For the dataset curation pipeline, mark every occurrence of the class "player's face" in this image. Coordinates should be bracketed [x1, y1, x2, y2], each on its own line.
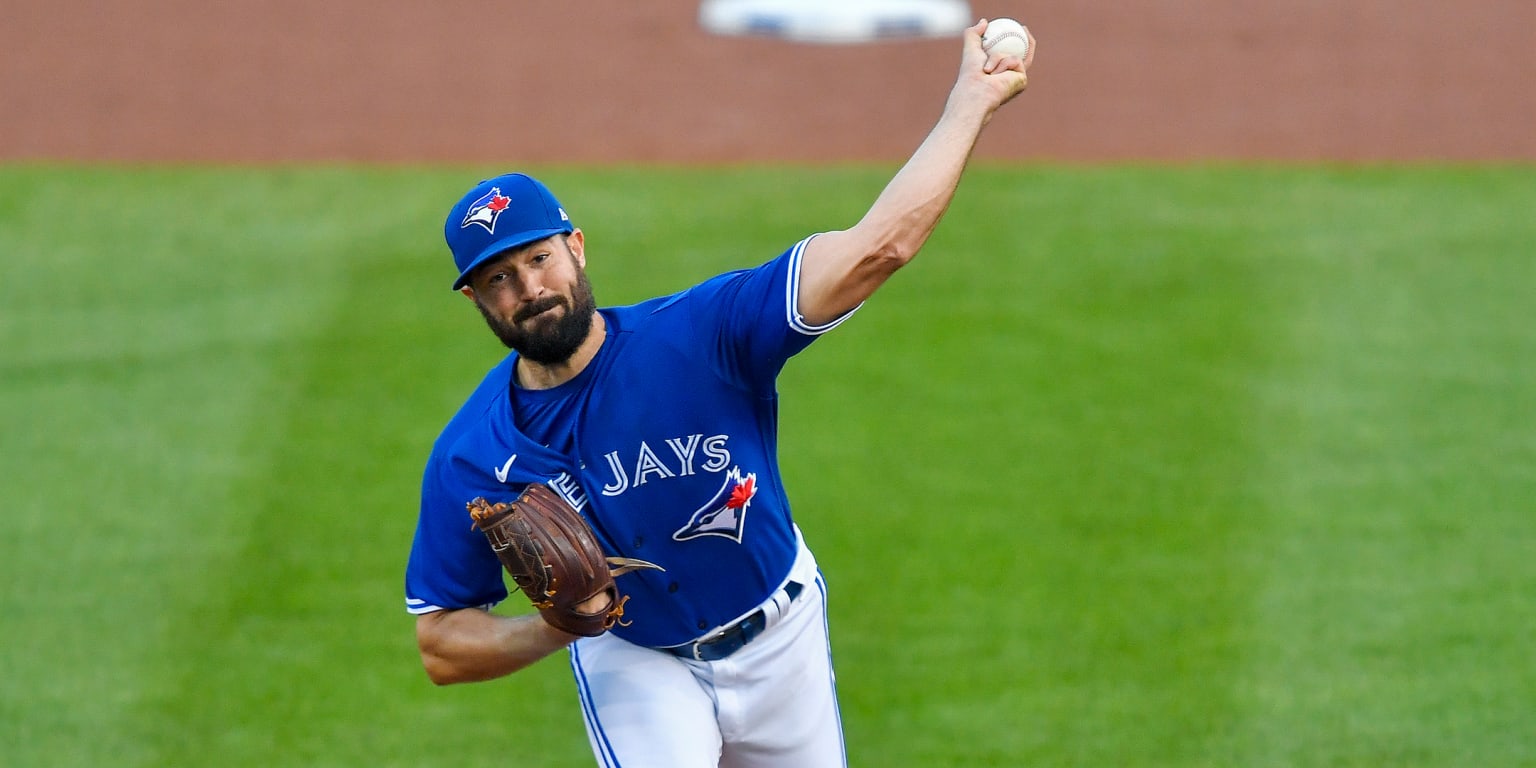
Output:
[464, 233, 597, 364]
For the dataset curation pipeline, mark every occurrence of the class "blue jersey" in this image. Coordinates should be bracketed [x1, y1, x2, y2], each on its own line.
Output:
[405, 237, 855, 648]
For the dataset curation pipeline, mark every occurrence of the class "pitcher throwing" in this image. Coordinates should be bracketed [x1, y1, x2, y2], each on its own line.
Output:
[404, 19, 1035, 768]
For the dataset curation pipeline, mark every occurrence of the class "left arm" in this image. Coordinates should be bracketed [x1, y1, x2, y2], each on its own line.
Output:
[796, 19, 1035, 325]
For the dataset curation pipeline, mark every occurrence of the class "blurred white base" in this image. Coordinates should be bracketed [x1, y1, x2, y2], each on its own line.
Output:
[699, 0, 973, 44]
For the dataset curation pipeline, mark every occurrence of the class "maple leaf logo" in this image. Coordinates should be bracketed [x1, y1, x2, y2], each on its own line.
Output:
[726, 475, 756, 510]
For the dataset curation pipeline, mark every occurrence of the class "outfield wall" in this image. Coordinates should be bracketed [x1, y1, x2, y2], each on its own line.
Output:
[4, 1, 1534, 163]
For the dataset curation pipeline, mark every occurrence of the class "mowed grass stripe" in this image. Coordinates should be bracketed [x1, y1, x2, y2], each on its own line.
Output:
[0, 168, 359, 765]
[1233, 168, 1536, 765]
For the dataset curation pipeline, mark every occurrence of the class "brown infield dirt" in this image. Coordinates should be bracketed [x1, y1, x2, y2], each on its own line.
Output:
[4, 1, 1535, 164]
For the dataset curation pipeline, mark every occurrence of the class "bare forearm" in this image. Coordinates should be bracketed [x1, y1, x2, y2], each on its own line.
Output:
[795, 20, 1031, 324]
[416, 608, 575, 685]
[866, 19, 1032, 251]
[795, 106, 991, 324]
[856, 100, 992, 260]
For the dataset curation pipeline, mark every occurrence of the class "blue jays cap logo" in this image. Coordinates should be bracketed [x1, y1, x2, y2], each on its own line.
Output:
[461, 187, 513, 233]
[673, 467, 757, 543]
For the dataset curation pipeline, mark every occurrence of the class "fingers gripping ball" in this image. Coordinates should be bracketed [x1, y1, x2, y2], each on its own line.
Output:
[469, 484, 662, 637]
[981, 17, 1031, 60]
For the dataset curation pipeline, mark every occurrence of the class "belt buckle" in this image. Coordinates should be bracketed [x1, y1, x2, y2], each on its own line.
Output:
[686, 625, 730, 662]
[693, 612, 758, 662]
[675, 580, 805, 662]
[690, 637, 711, 662]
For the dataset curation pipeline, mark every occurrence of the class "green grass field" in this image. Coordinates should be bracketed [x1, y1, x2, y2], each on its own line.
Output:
[3, 164, 1533, 767]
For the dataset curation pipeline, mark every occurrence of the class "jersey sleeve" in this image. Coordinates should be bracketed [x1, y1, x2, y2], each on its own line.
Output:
[403, 446, 509, 615]
[687, 235, 859, 391]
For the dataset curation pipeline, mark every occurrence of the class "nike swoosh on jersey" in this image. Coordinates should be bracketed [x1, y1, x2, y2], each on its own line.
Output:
[494, 454, 518, 483]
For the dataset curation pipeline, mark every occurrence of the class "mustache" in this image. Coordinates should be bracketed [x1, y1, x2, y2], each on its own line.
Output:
[513, 296, 567, 323]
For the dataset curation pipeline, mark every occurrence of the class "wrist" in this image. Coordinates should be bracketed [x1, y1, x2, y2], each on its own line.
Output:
[534, 614, 584, 647]
[940, 94, 995, 128]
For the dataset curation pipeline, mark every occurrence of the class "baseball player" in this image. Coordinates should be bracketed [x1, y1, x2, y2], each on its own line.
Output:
[405, 20, 1034, 768]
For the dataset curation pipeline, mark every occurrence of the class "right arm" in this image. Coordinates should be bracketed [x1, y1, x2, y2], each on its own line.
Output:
[415, 607, 578, 685]
[794, 19, 1034, 326]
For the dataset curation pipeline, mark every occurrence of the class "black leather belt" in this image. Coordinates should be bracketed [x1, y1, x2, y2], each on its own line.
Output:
[662, 581, 804, 662]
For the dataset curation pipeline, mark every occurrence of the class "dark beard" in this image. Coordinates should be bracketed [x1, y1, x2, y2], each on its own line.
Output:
[476, 269, 598, 364]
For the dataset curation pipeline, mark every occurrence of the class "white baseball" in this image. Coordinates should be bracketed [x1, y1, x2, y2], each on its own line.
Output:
[981, 18, 1031, 60]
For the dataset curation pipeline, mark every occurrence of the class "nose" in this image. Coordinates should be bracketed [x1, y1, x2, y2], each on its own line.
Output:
[512, 271, 545, 302]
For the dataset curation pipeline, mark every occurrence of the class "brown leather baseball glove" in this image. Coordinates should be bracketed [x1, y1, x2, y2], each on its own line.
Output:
[467, 484, 661, 637]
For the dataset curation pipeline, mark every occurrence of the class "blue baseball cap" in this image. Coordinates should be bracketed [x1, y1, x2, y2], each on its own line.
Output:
[445, 173, 574, 290]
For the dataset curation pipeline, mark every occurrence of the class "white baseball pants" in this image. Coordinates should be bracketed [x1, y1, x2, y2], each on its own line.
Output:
[568, 542, 845, 768]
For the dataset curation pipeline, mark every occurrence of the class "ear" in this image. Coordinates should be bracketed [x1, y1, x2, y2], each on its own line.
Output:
[459, 286, 476, 301]
[567, 229, 586, 269]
